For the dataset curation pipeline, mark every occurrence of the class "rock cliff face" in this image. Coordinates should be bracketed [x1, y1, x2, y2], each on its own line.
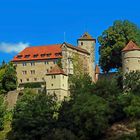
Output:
[104, 120, 136, 140]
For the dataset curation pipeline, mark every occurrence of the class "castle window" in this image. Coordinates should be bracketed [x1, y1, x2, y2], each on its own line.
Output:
[81, 42, 83, 46]
[20, 79, 22, 83]
[50, 66, 52, 69]
[31, 62, 35, 66]
[34, 78, 37, 81]
[53, 60, 57, 64]
[31, 70, 35, 74]
[27, 78, 29, 81]
[42, 78, 44, 80]
[22, 71, 27, 75]
[41, 54, 45, 57]
[24, 55, 30, 58]
[22, 62, 26, 66]
[51, 84, 53, 86]
[52, 75, 56, 79]
[46, 69, 49, 73]
[46, 53, 51, 57]
[33, 54, 38, 58]
[45, 61, 49, 64]
[17, 55, 22, 59]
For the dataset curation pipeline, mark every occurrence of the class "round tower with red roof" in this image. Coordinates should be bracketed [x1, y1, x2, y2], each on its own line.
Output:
[122, 41, 140, 73]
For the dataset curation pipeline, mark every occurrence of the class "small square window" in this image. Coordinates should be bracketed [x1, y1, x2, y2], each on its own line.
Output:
[31, 62, 35, 66]
[51, 84, 53, 86]
[23, 63, 26, 66]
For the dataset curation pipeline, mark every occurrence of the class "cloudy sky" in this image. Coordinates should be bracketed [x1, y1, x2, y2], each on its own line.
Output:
[0, 0, 140, 63]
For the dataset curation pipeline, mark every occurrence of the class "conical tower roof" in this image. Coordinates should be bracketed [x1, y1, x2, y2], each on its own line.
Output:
[122, 41, 140, 52]
[95, 64, 100, 74]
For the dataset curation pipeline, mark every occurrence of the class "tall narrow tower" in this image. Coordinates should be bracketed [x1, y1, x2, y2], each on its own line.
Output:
[77, 32, 96, 81]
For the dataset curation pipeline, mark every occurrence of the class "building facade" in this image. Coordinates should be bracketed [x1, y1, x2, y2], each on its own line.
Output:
[12, 32, 96, 100]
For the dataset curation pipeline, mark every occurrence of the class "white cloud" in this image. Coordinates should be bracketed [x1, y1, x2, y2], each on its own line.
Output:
[0, 42, 29, 53]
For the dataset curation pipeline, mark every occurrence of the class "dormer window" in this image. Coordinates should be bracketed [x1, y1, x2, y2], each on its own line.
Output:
[55, 53, 62, 56]
[24, 55, 30, 58]
[33, 54, 38, 58]
[41, 54, 45, 57]
[17, 55, 22, 59]
[46, 53, 51, 57]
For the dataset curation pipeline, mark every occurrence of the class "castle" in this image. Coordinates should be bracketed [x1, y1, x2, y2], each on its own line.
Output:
[12, 32, 96, 100]
[12, 32, 140, 100]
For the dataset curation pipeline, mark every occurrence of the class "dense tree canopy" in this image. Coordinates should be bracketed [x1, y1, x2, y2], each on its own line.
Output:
[123, 71, 140, 95]
[10, 91, 58, 140]
[0, 62, 17, 93]
[98, 20, 140, 72]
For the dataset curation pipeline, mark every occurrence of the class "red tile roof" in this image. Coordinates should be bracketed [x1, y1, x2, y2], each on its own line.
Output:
[12, 42, 90, 62]
[47, 65, 66, 75]
[122, 41, 140, 52]
[12, 44, 62, 62]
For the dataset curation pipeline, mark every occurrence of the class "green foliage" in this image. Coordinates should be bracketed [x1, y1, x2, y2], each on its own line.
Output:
[117, 133, 137, 140]
[136, 122, 140, 138]
[42, 128, 78, 140]
[72, 54, 84, 75]
[93, 78, 124, 123]
[124, 95, 140, 119]
[1, 63, 17, 92]
[10, 91, 58, 140]
[0, 95, 6, 130]
[98, 20, 140, 72]
[58, 94, 110, 139]
[57, 58, 62, 69]
[123, 71, 140, 95]
[69, 73, 93, 97]
[93, 78, 120, 100]
[19, 82, 45, 88]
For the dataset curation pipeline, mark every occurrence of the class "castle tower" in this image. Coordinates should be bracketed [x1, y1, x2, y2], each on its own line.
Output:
[122, 41, 140, 74]
[95, 64, 100, 82]
[77, 32, 96, 81]
[45, 65, 68, 101]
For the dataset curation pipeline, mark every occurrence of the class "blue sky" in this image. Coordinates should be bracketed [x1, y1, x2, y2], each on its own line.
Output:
[0, 0, 140, 64]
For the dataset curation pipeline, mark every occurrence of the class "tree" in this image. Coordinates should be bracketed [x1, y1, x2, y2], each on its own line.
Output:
[58, 94, 110, 140]
[69, 73, 93, 97]
[10, 91, 58, 140]
[123, 71, 140, 95]
[124, 95, 140, 119]
[98, 20, 140, 72]
[93, 78, 124, 123]
[0, 95, 6, 130]
[2, 63, 17, 92]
